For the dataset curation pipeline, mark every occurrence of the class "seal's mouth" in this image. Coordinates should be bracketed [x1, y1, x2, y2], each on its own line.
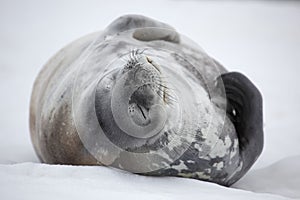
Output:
[128, 102, 151, 126]
[128, 84, 157, 126]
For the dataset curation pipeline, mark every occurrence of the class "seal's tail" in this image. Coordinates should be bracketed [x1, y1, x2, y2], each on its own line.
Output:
[219, 72, 264, 183]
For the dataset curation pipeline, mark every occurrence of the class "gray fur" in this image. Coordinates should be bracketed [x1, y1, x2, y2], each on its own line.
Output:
[30, 15, 263, 186]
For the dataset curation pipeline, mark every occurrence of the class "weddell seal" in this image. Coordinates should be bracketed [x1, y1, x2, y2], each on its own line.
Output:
[29, 14, 263, 186]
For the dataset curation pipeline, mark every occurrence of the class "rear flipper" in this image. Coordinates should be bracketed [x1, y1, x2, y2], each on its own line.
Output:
[219, 72, 264, 183]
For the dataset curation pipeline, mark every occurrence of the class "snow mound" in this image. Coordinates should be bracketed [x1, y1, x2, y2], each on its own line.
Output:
[235, 155, 300, 199]
[0, 162, 296, 200]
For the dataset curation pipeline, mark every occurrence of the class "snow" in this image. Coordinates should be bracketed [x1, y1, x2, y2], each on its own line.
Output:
[0, 163, 293, 200]
[236, 155, 300, 199]
[0, 0, 300, 199]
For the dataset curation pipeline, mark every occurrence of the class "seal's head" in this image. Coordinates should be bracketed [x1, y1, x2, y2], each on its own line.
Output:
[111, 50, 171, 139]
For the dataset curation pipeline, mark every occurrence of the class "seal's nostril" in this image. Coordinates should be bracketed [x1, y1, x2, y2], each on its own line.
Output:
[129, 84, 157, 110]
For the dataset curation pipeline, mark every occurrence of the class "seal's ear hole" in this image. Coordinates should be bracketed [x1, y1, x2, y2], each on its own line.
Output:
[133, 28, 180, 43]
[218, 72, 263, 171]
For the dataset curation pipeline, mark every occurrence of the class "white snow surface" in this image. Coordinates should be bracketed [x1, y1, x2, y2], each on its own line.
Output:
[0, 0, 300, 199]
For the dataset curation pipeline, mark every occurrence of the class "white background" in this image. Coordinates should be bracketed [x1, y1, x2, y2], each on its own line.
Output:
[0, 0, 299, 199]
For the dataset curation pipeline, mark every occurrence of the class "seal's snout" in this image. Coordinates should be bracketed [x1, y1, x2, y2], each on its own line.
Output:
[109, 53, 168, 139]
[123, 53, 163, 108]
[126, 55, 166, 128]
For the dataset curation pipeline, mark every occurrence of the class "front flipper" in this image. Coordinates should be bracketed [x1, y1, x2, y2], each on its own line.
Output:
[105, 14, 180, 43]
[219, 72, 264, 178]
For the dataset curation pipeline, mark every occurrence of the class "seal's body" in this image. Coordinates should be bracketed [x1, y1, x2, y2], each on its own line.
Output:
[30, 15, 263, 186]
